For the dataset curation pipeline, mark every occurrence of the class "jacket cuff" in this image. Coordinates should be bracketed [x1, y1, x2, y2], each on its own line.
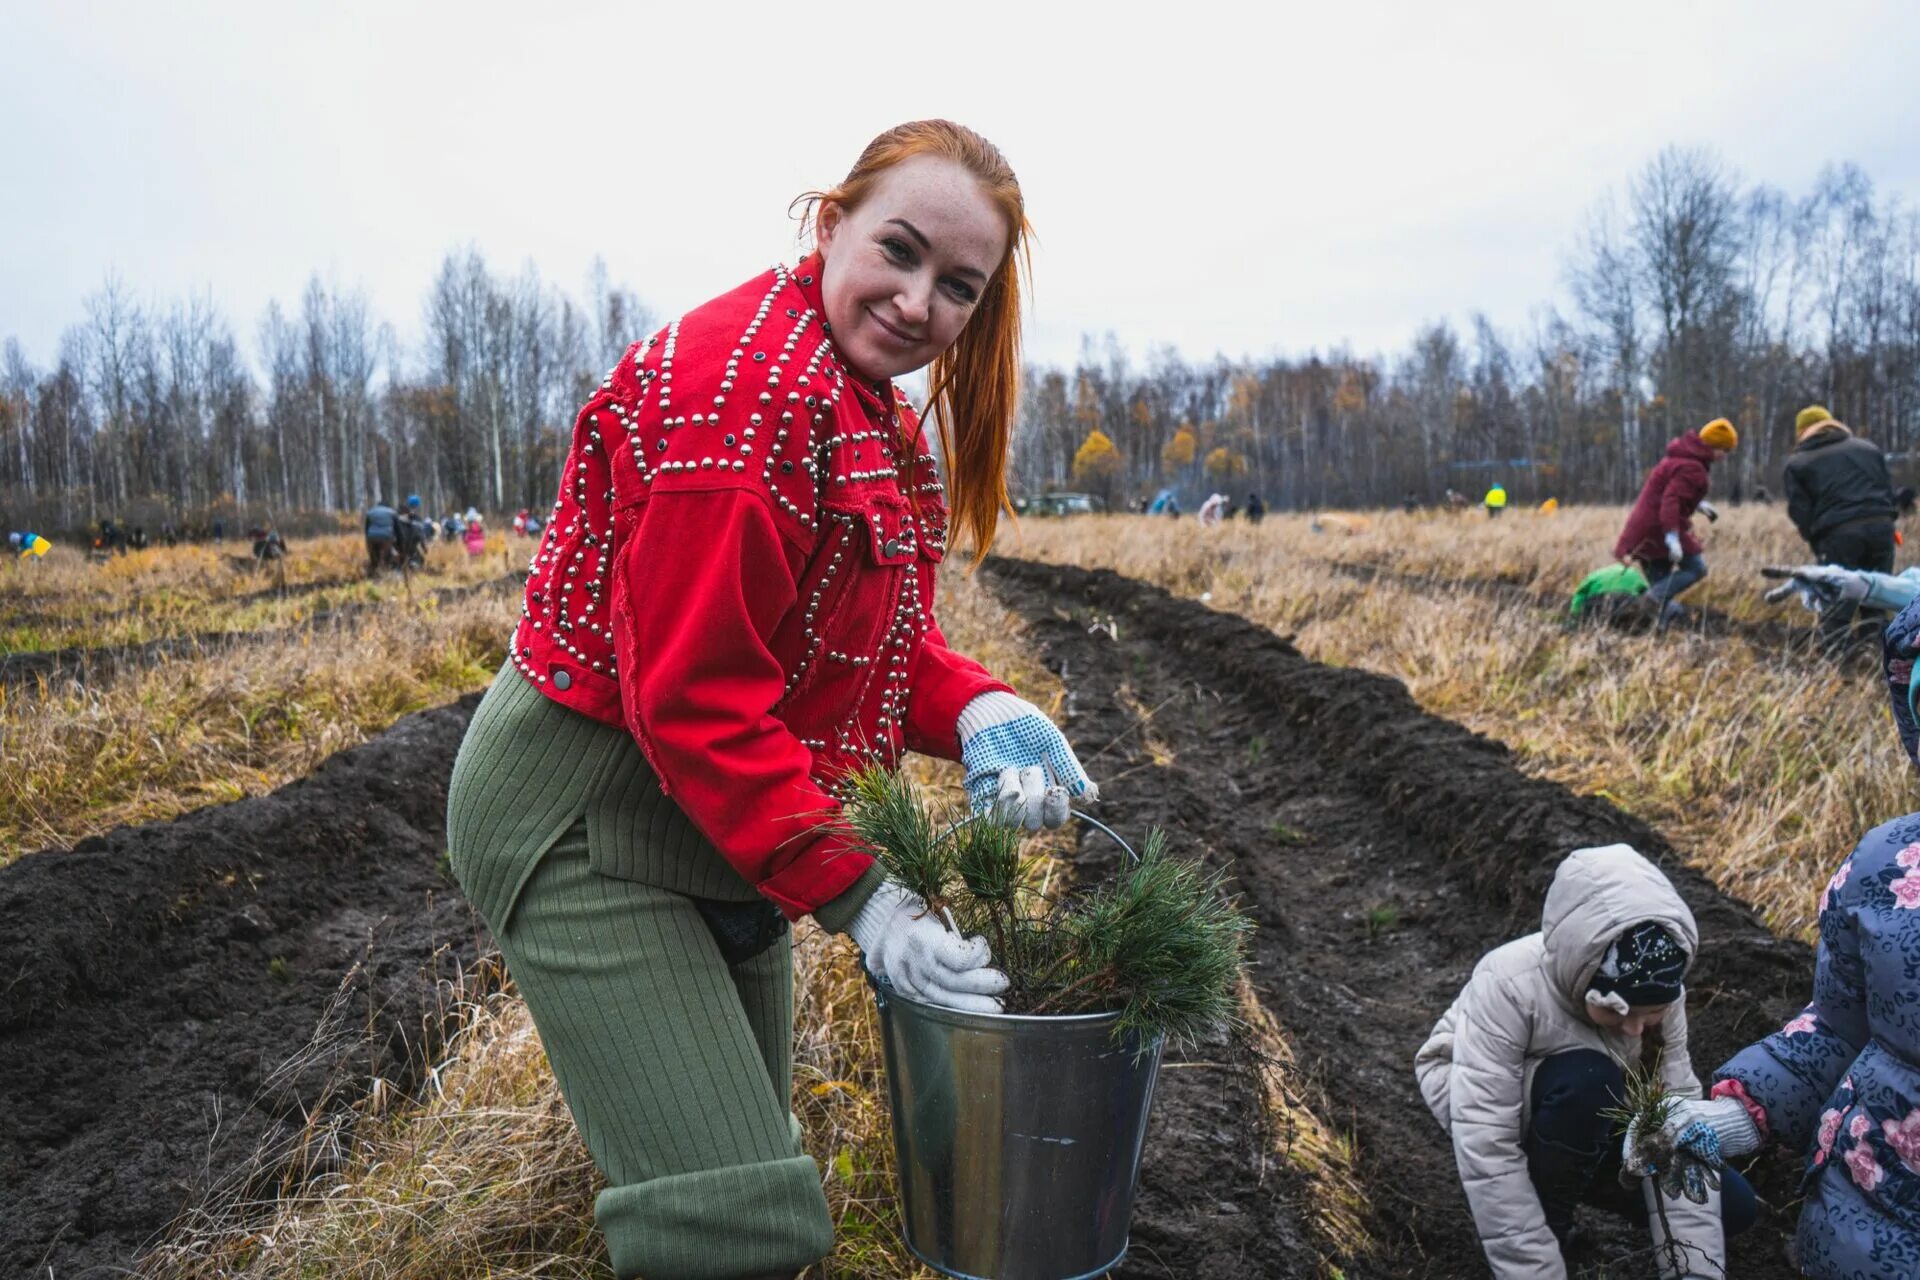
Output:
[1708, 1078, 1771, 1143]
[954, 690, 1038, 746]
[812, 863, 889, 934]
[758, 834, 876, 923]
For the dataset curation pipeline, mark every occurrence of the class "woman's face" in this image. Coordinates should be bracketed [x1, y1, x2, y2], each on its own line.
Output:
[816, 154, 1007, 382]
[1586, 1001, 1673, 1038]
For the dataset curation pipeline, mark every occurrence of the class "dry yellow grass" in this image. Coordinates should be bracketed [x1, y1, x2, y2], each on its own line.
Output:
[997, 508, 1910, 940]
[2, 533, 517, 653]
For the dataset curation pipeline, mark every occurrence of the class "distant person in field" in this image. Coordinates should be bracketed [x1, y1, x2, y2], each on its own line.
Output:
[1403, 489, 1419, 514]
[1416, 845, 1753, 1280]
[462, 516, 486, 557]
[1197, 492, 1228, 528]
[1567, 561, 1648, 625]
[444, 120, 1100, 1280]
[8, 530, 52, 560]
[1484, 483, 1508, 518]
[1447, 487, 1470, 513]
[1613, 417, 1737, 629]
[364, 497, 398, 574]
[1786, 405, 1899, 648]
[1245, 491, 1266, 523]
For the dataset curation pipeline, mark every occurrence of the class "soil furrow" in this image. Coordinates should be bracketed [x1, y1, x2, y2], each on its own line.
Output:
[0, 574, 521, 693]
[0, 694, 488, 1279]
[984, 555, 1813, 1279]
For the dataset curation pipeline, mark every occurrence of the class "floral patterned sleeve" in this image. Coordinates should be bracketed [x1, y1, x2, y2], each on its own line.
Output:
[1882, 598, 1920, 771]
[1713, 848, 1869, 1150]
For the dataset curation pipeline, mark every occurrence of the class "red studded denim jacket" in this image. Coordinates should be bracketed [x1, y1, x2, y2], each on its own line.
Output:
[510, 256, 1011, 918]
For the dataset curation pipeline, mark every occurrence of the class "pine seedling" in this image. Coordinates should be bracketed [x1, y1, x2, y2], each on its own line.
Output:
[1602, 1052, 1722, 1275]
[1048, 830, 1253, 1051]
[841, 765, 951, 911]
[838, 765, 1252, 1050]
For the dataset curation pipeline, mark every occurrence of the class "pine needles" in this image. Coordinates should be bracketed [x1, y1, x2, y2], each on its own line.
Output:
[840, 764, 1252, 1050]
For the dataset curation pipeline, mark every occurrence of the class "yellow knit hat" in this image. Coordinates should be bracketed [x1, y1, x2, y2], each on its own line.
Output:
[1699, 418, 1738, 451]
[1796, 405, 1834, 438]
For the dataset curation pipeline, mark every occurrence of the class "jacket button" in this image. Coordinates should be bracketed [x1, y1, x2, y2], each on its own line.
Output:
[552, 669, 572, 691]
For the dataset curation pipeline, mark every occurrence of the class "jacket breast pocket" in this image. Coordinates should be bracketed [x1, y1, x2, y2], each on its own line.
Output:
[777, 494, 907, 713]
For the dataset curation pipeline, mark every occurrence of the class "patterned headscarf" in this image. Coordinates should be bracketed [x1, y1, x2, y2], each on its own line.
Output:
[1585, 921, 1689, 1014]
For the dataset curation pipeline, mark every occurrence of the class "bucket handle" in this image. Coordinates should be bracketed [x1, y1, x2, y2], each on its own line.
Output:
[1071, 808, 1141, 865]
[944, 808, 1140, 865]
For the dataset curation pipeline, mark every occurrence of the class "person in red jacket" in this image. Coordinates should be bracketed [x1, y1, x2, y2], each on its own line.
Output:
[444, 121, 1098, 1280]
[1612, 418, 1738, 629]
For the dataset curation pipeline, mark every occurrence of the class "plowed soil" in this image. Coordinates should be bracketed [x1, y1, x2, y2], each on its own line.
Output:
[0, 694, 487, 1279]
[984, 556, 1813, 1279]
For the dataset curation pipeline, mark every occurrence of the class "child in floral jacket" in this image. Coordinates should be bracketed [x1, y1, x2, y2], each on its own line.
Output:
[1703, 813, 1920, 1278]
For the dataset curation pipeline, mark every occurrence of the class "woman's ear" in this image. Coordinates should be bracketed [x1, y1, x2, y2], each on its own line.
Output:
[816, 201, 842, 260]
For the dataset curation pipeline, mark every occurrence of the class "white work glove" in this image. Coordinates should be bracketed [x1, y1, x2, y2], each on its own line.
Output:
[1697, 500, 1719, 524]
[1664, 531, 1685, 566]
[848, 881, 1008, 1013]
[1622, 1096, 1761, 1189]
[1795, 565, 1871, 611]
[957, 691, 1099, 830]
[1641, 1176, 1726, 1280]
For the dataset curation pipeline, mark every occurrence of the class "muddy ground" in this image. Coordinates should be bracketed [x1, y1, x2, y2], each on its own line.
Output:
[985, 556, 1814, 1279]
[0, 694, 487, 1279]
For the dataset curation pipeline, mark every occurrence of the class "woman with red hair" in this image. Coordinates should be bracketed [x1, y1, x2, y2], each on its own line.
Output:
[445, 121, 1097, 1279]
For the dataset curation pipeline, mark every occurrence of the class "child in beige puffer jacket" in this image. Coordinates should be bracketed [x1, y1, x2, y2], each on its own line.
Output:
[1415, 844, 1755, 1279]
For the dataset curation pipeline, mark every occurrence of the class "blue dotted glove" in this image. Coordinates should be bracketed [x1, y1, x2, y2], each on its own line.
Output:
[956, 692, 1098, 830]
[1624, 1110, 1730, 1207]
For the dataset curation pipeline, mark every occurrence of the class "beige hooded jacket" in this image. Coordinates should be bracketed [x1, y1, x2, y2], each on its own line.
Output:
[1414, 845, 1704, 1279]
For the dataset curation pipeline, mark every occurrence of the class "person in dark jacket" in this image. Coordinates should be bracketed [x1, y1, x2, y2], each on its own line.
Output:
[364, 499, 398, 574]
[1613, 419, 1738, 629]
[1784, 405, 1899, 649]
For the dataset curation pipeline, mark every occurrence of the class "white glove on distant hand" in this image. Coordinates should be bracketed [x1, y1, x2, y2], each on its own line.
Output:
[958, 691, 1098, 830]
[1791, 564, 1871, 612]
[1622, 1096, 1763, 1180]
[848, 881, 1008, 1013]
[1697, 500, 1719, 524]
[1665, 532, 1685, 566]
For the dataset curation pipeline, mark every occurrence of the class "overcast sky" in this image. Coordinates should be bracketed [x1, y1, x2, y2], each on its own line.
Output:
[4, 0, 1918, 377]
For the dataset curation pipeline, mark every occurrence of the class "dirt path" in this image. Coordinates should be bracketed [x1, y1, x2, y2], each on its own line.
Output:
[0, 574, 520, 692]
[984, 556, 1814, 1279]
[0, 694, 487, 1280]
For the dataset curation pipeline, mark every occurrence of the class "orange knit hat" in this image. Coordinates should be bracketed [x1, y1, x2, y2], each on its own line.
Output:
[1699, 418, 1738, 451]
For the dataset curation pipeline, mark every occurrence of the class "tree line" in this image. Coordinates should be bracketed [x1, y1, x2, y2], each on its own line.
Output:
[5, 146, 1918, 535]
[1016, 148, 1920, 512]
[0, 253, 648, 534]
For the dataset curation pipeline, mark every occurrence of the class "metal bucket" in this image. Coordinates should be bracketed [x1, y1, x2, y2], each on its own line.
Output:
[871, 812, 1165, 1280]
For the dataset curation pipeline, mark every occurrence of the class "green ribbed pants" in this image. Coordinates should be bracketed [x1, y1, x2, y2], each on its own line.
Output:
[447, 668, 833, 1279]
